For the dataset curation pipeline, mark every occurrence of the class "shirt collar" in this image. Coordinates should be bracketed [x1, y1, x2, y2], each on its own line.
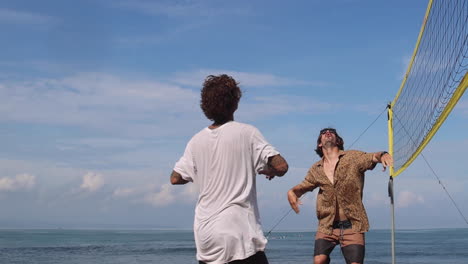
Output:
[317, 150, 346, 167]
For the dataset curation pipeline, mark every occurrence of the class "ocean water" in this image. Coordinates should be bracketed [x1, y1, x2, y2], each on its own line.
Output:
[0, 229, 467, 264]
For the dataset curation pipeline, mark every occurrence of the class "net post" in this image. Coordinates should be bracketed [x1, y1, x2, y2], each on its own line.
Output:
[387, 102, 396, 264]
[388, 176, 396, 264]
[387, 103, 394, 176]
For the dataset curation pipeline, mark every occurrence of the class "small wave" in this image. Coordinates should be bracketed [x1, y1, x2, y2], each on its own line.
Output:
[0, 245, 197, 255]
[156, 247, 196, 253]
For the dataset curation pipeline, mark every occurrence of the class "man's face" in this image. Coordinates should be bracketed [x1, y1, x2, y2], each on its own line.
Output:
[319, 129, 337, 148]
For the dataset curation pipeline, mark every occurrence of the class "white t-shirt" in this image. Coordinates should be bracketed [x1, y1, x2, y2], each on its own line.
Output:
[174, 121, 279, 264]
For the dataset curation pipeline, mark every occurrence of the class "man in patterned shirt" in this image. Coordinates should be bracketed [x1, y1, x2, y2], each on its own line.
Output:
[287, 128, 393, 264]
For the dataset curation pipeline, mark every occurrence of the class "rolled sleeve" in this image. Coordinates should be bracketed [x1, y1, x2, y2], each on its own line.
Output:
[251, 127, 280, 173]
[356, 151, 377, 172]
[300, 168, 319, 192]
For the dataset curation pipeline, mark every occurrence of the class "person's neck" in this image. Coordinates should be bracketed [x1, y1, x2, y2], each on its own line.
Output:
[209, 118, 234, 129]
[322, 147, 340, 163]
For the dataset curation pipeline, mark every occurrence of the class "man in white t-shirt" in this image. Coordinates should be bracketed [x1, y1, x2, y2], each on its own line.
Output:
[171, 74, 289, 264]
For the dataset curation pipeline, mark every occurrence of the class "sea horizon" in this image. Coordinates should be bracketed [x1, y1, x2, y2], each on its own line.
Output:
[0, 226, 465, 231]
[1, 228, 467, 263]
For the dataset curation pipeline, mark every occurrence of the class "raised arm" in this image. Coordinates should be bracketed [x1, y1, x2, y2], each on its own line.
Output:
[170, 170, 189, 185]
[372, 151, 394, 171]
[258, 154, 289, 180]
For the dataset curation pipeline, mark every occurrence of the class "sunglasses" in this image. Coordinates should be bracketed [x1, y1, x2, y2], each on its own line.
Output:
[320, 128, 337, 135]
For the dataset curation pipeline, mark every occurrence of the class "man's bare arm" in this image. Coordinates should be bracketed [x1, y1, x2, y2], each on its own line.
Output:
[258, 154, 289, 179]
[170, 170, 189, 185]
[269, 154, 289, 176]
[287, 182, 314, 213]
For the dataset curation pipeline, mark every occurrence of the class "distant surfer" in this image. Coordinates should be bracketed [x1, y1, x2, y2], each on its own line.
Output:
[287, 128, 393, 264]
[171, 74, 289, 264]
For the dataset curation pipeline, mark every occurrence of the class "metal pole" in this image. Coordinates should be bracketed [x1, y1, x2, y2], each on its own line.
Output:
[388, 176, 396, 264]
[387, 103, 396, 263]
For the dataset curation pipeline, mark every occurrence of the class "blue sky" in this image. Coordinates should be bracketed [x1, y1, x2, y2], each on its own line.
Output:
[1, 0, 467, 230]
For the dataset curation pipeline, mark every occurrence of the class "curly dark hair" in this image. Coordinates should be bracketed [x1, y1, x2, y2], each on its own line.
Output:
[200, 74, 242, 124]
[314, 128, 344, 158]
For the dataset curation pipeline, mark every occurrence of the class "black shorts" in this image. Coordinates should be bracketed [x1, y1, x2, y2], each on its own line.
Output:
[314, 221, 365, 264]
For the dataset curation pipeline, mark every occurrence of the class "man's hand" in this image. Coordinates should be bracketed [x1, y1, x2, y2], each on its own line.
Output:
[287, 189, 302, 213]
[258, 155, 289, 180]
[170, 170, 189, 185]
[380, 152, 393, 171]
[373, 151, 394, 172]
[258, 165, 276, 180]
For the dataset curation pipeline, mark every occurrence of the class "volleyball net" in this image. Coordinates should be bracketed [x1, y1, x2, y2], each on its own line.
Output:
[388, 0, 468, 177]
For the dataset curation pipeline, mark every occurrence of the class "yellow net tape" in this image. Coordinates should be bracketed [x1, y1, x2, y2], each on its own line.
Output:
[389, 0, 468, 177]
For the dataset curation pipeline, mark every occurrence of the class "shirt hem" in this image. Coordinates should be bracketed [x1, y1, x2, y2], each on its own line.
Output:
[197, 248, 263, 264]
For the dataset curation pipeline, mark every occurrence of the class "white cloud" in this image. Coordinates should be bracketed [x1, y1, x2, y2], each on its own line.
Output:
[396, 190, 424, 208]
[116, 21, 208, 46]
[112, 187, 136, 198]
[80, 172, 104, 192]
[0, 71, 336, 138]
[0, 60, 81, 75]
[0, 8, 55, 25]
[172, 69, 327, 88]
[113, 0, 251, 18]
[365, 192, 388, 208]
[57, 138, 143, 151]
[0, 73, 200, 135]
[238, 95, 336, 121]
[108, 173, 198, 204]
[145, 183, 175, 207]
[0, 173, 36, 191]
